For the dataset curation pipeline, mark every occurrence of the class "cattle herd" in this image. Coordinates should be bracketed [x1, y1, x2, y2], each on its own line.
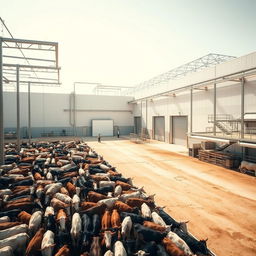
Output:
[0, 140, 213, 256]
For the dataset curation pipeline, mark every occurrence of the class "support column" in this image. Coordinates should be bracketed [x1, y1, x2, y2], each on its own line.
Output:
[190, 88, 193, 133]
[213, 83, 216, 136]
[16, 65, 20, 152]
[146, 99, 148, 135]
[241, 77, 245, 139]
[73, 83, 76, 137]
[28, 82, 31, 144]
[0, 39, 4, 165]
[140, 101, 143, 135]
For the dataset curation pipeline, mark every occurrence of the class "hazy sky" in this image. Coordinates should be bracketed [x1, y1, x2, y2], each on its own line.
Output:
[1, 0, 256, 93]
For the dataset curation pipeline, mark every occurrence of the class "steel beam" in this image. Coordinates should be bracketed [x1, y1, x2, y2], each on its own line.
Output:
[241, 78, 245, 139]
[190, 88, 193, 133]
[213, 83, 216, 135]
[0, 38, 4, 165]
[1, 37, 58, 46]
[3, 63, 60, 70]
[16, 65, 20, 152]
[28, 82, 31, 144]
[3, 55, 56, 63]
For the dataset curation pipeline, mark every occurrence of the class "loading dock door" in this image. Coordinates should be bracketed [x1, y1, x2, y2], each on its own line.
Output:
[92, 120, 113, 136]
[134, 117, 141, 134]
[172, 116, 188, 146]
[153, 116, 165, 141]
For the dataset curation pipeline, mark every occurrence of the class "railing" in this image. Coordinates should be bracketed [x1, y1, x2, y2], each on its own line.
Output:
[208, 114, 233, 122]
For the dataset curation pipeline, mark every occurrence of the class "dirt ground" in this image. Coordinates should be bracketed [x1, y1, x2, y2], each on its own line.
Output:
[87, 138, 256, 256]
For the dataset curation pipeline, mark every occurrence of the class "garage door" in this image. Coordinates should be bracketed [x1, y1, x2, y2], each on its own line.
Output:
[134, 117, 141, 134]
[172, 116, 188, 146]
[153, 116, 165, 141]
[92, 120, 113, 136]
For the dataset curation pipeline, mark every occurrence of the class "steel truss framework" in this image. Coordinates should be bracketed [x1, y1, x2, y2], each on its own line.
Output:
[124, 53, 236, 95]
[0, 36, 61, 164]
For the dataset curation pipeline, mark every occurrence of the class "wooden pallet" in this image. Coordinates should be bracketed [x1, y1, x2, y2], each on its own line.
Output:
[198, 150, 238, 169]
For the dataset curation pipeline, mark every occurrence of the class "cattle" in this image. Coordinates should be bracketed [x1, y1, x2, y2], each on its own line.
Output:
[44, 206, 54, 217]
[111, 209, 121, 229]
[101, 210, 111, 230]
[104, 250, 114, 256]
[152, 212, 167, 226]
[66, 182, 76, 197]
[72, 194, 80, 212]
[98, 197, 119, 209]
[56, 209, 67, 231]
[70, 213, 82, 248]
[25, 228, 45, 256]
[55, 245, 70, 256]
[45, 214, 56, 233]
[162, 237, 187, 256]
[92, 214, 101, 236]
[102, 230, 115, 249]
[141, 203, 152, 218]
[127, 198, 155, 209]
[81, 213, 92, 250]
[0, 232, 29, 254]
[174, 229, 209, 255]
[135, 241, 158, 256]
[143, 221, 170, 233]
[0, 246, 13, 256]
[134, 223, 166, 243]
[41, 230, 55, 256]
[29, 211, 42, 235]
[0, 209, 21, 218]
[0, 216, 10, 223]
[50, 198, 69, 212]
[54, 193, 72, 204]
[46, 183, 62, 196]
[121, 216, 132, 240]
[95, 185, 113, 195]
[115, 181, 132, 191]
[81, 203, 106, 216]
[88, 191, 108, 203]
[239, 160, 256, 175]
[81, 201, 97, 211]
[120, 212, 146, 224]
[0, 224, 27, 240]
[99, 181, 115, 189]
[0, 222, 22, 231]
[114, 241, 127, 256]
[114, 201, 134, 213]
[167, 231, 193, 256]
[60, 187, 69, 195]
[114, 185, 122, 197]
[90, 236, 101, 256]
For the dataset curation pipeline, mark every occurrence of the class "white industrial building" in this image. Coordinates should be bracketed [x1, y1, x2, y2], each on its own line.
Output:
[2, 51, 256, 160]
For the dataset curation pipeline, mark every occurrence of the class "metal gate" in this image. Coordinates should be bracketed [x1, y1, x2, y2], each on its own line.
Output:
[171, 116, 188, 146]
[153, 116, 165, 141]
[134, 117, 141, 134]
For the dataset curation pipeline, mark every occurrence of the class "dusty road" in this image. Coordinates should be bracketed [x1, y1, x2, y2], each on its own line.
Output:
[88, 138, 256, 256]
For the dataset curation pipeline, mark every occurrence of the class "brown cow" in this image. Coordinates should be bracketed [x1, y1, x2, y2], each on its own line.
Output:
[115, 181, 131, 191]
[0, 222, 22, 230]
[62, 171, 78, 179]
[34, 172, 43, 180]
[114, 201, 133, 213]
[4, 201, 35, 212]
[81, 201, 97, 211]
[66, 182, 76, 197]
[56, 209, 68, 231]
[87, 191, 108, 203]
[90, 175, 109, 183]
[101, 210, 111, 230]
[60, 187, 69, 195]
[25, 228, 45, 256]
[51, 198, 69, 211]
[111, 209, 121, 229]
[80, 203, 106, 216]
[18, 211, 32, 225]
[107, 170, 121, 177]
[126, 198, 155, 208]
[55, 245, 70, 256]
[162, 237, 188, 256]
[143, 221, 167, 233]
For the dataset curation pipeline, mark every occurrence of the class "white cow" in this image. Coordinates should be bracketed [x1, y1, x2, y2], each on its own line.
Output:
[98, 197, 119, 209]
[152, 212, 166, 226]
[0, 224, 28, 240]
[121, 216, 132, 240]
[29, 211, 42, 235]
[104, 250, 114, 256]
[0, 233, 28, 254]
[41, 230, 55, 256]
[0, 216, 10, 223]
[167, 231, 194, 256]
[0, 246, 13, 256]
[70, 213, 82, 247]
[141, 203, 152, 218]
[72, 194, 80, 212]
[114, 241, 127, 256]
[54, 193, 72, 204]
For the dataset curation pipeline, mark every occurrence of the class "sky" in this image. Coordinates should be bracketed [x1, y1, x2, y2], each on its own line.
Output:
[1, 0, 256, 93]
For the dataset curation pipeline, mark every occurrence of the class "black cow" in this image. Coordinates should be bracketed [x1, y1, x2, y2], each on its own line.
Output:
[120, 212, 147, 224]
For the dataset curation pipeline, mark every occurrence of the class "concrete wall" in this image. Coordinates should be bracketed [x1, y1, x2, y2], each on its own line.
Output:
[3, 92, 134, 138]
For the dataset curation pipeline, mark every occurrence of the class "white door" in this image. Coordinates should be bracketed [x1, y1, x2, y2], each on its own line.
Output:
[92, 120, 114, 136]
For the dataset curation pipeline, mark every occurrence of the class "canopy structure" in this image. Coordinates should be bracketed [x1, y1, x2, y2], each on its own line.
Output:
[0, 34, 61, 164]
